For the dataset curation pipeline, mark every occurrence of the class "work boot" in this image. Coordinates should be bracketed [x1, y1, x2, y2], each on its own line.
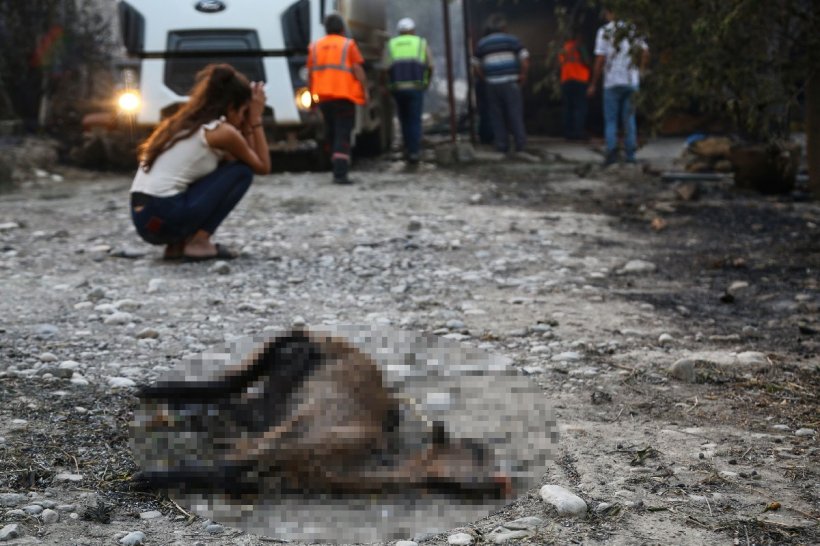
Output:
[603, 150, 619, 167]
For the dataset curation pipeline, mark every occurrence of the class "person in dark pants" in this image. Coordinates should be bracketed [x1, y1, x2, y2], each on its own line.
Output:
[558, 32, 590, 140]
[472, 14, 530, 158]
[129, 63, 270, 261]
[308, 13, 369, 184]
[384, 17, 433, 163]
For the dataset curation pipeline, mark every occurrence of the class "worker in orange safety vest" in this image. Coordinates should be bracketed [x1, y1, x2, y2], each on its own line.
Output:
[307, 13, 369, 184]
[558, 32, 590, 140]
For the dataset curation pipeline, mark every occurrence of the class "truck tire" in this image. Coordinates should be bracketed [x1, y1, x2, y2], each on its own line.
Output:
[355, 96, 393, 157]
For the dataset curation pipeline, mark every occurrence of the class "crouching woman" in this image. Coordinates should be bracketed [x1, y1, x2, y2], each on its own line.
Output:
[130, 64, 271, 261]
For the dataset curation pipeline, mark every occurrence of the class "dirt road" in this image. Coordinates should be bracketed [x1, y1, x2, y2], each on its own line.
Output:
[0, 153, 818, 545]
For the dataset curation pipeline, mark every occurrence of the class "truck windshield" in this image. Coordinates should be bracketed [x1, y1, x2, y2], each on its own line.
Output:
[164, 30, 265, 96]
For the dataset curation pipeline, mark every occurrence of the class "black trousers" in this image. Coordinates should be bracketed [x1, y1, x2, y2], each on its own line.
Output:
[319, 99, 356, 179]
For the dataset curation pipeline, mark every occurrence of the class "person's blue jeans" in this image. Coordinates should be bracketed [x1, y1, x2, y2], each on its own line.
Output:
[561, 80, 588, 140]
[392, 89, 424, 158]
[487, 81, 527, 153]
[131, 161, 253, 245]
[603, 85, 638, 160]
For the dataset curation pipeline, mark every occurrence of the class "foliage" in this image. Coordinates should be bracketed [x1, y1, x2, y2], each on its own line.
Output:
[0, 0, 115, 129]
[589, 0, 819, 143]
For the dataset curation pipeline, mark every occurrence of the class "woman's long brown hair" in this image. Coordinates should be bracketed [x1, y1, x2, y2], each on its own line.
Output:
[138, 64, 252, 171]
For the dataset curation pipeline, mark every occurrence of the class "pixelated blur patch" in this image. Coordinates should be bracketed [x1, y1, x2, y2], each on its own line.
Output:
[130, 325, 557, 542]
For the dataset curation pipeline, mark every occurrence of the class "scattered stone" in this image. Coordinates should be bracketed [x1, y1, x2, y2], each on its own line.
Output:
[139, 510, 162, 519]
[147, 278, 164, 293]
[795, 428, 816, 437]
[0, 494, 25, 507]
[540, 484, 588, 517]
[22, 504, 43, 515]
[40, 508, 59, 523]
[448, 532, 474, 545]
[617, 260, 656, 275]
[668, 351, 771, 383]
[136, 327, 159, 339]
[39, 352, 58, 362]
[0, 524, 22, 541]
[54, 472, 83, 482]
[108, 377, 136, 388]
[104, 312, 133, 325]
[396, 541, 418, 546]
[119, 531, 146, 546]
[35, 324, 60, 339]
[205, 524, 224, 534]
[210, 261, 231, 275]
[658, 333, 674, 346]
[727, 281, 750, 296]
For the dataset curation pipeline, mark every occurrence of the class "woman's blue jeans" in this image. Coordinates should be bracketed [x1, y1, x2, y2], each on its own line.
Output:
[131, 161, 253, 245]
[603, 85, 637, 160]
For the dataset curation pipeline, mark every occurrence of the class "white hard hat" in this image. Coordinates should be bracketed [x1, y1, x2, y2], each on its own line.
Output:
[397, 17, 416, 32]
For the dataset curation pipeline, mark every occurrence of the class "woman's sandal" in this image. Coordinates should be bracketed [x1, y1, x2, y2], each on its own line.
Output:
[183, 243, 239, 262]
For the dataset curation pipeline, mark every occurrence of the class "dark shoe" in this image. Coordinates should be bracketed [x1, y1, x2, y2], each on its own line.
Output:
[332, 176, 353, 185]
[407, 153, 420, 164]
[603, 151, 619, 167]
[182, 243, 239, 262]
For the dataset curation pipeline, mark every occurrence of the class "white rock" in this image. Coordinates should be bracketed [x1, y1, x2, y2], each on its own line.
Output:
[139, 510, 162, 519]
[617, 260, 657, 275]
[736, 351, 768, 366]
[104, 312, 133, 325]
[40, 508, 59, 523]
[22, 504, 43, 515]
[119, 531, 146, 546]
[396, 541, 418, 546]
[54, 473, 83, 482]
[448, 532, 475, 545]
[108, 377, 136, 388]
[136, 328, 159, 339]
[795, 428, 816, 437]
[487, 528, 531, 544]
[727, 281, 750, 294]
[70, 373, 90, 386]
[39, 353, 58, 362]
[114, 299, 141, 311]
[539, 484, 588, 516]
[658, 333, 674, 346]
[0, 523, 22, 541]
[147, 278, 164, 293]
[552, 351, 582, 362]
[58, 360, 81, 370]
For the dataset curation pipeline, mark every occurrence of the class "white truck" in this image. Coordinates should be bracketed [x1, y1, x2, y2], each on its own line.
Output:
[107, 0, 391, 158]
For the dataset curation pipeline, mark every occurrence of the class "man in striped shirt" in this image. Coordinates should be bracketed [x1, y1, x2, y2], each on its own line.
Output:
[472, 14, 530, 157]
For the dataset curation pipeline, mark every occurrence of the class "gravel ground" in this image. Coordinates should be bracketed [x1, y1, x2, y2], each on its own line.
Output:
[0, 151, 818, 545]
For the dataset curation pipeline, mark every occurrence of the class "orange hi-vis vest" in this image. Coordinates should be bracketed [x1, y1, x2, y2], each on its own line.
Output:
[558, 39, 590, 83]
[308, 34, 366, 105]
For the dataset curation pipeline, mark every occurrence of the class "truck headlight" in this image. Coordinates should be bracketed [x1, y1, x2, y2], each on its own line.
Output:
[117, 90, 141, 114]
[295, 87, 317, 111]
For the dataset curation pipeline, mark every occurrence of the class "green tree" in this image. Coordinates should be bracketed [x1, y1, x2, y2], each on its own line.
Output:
[586, 0, 819, 195]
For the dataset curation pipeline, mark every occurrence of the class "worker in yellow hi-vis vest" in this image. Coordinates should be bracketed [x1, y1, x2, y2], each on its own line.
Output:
[383, 18, 433, 164]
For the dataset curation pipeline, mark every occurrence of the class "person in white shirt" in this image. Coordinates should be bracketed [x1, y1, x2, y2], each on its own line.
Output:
[587, 8, 649, 165]
[130, 64, 271, 261]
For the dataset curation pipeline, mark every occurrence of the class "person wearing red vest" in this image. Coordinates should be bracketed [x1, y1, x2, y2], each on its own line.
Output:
[558, 32, 591, 140]
[307, 13, 369, 184]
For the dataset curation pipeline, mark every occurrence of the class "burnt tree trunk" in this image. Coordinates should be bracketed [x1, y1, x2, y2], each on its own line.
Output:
[807, 70, 820, 198]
